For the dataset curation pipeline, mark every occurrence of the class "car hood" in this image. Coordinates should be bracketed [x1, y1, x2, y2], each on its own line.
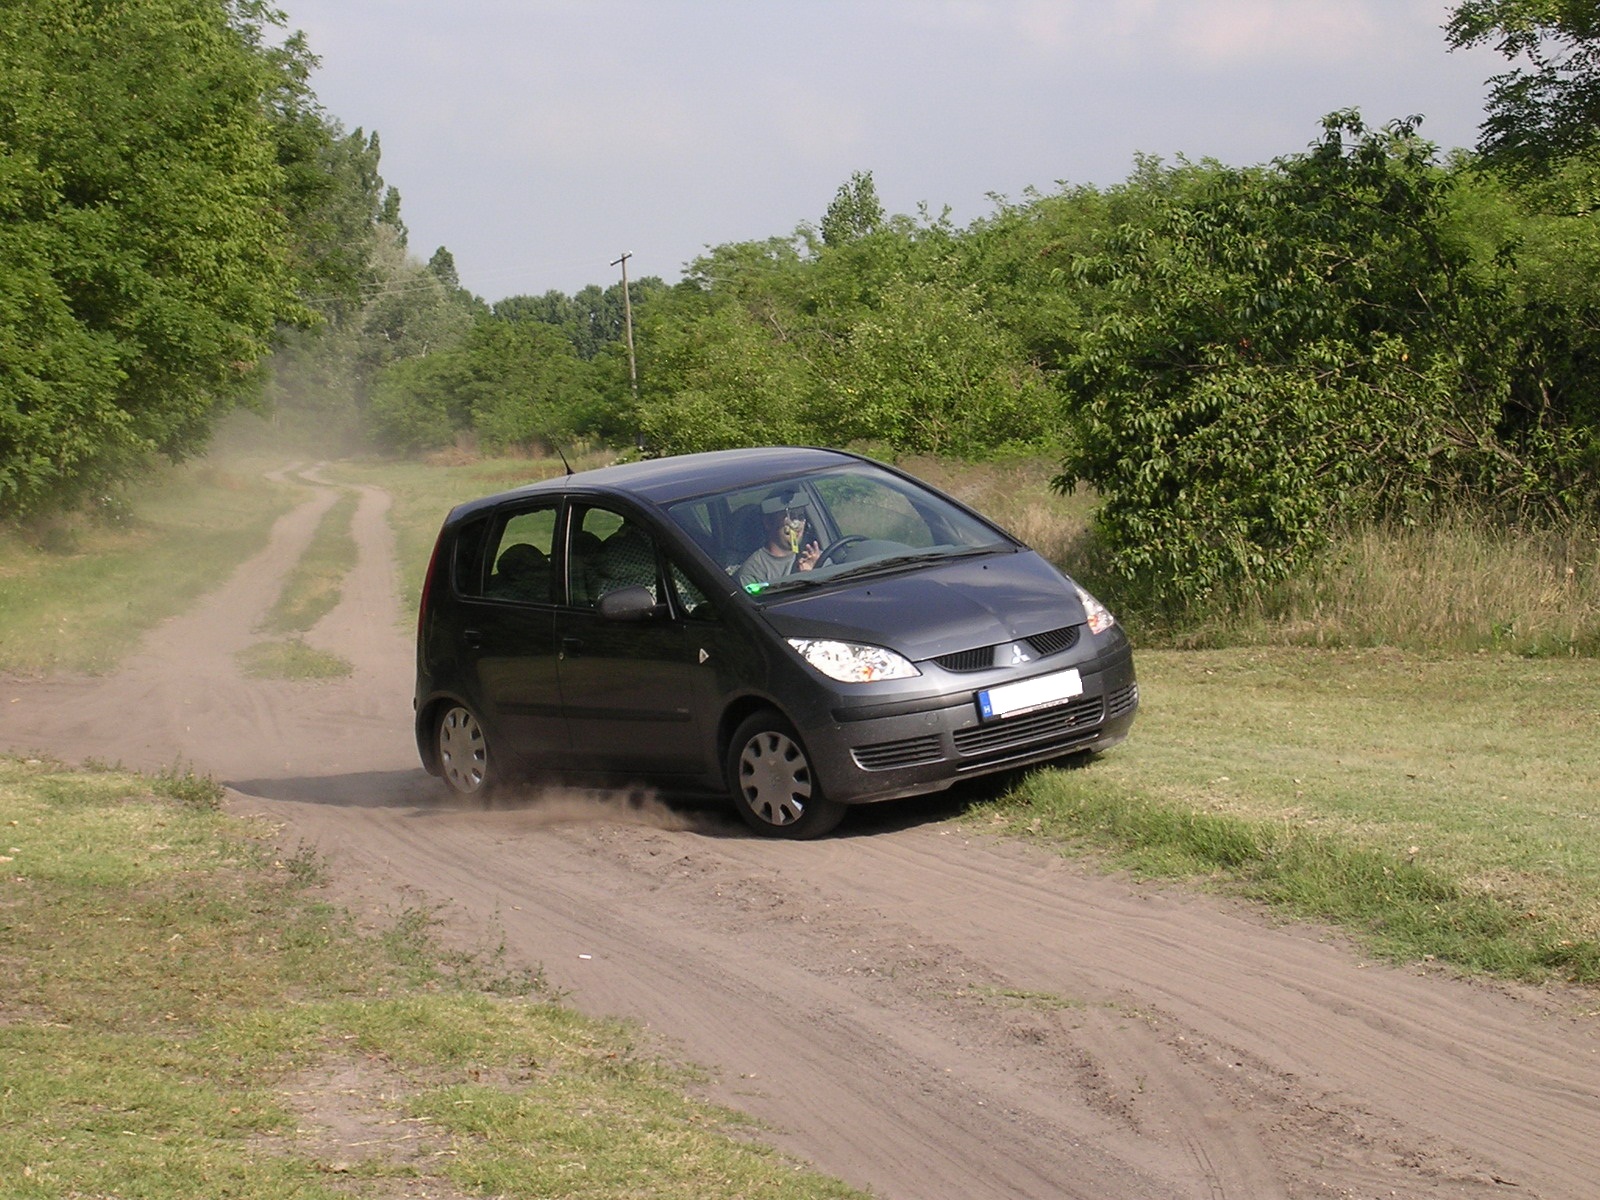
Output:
[755, 550, 1088, 661]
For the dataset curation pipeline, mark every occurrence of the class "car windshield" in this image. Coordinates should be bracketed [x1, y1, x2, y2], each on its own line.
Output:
[663, 461, 1013, 596]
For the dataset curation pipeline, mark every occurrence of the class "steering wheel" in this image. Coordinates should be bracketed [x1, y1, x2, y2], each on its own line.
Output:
[814, 534, 869, 568]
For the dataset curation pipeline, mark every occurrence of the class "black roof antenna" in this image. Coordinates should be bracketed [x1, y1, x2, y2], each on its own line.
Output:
[555, 445, 574, 476]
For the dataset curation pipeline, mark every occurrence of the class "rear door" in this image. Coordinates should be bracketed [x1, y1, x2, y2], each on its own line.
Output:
[458, 499, 569, 767]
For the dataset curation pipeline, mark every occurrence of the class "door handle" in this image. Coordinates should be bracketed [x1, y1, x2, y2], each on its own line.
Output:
[462, 629, 482, 649]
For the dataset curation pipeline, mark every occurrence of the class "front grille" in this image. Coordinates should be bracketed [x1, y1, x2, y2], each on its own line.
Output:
[930, 623, 1083, 674]
[1106, 681, 1140, 718]
[953, 695, 1106, 757]
[1025, 624, 1080, 657]
[931, 647, 994, 672]
[852, 735, 944, 771]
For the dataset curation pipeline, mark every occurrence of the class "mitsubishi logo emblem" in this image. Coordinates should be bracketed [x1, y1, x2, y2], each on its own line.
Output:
[1006, 642, 1032, 666]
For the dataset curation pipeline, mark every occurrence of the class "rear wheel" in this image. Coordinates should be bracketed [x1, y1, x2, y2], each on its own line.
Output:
[727, 710, 846, 839]
[437, 704, 493, 797]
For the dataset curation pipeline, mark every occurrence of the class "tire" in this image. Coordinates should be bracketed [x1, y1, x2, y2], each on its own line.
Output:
[726, 710, 846, 839]
[436, 703, 494, 798]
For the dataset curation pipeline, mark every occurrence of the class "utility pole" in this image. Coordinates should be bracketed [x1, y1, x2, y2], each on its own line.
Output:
[611, 252, 641, 450]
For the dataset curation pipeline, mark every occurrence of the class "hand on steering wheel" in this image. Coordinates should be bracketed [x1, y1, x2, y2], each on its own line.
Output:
[814, 534, 868, 568]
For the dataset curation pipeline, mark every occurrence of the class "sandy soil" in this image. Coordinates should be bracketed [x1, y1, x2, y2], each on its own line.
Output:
[5, 471, 1599, 1200]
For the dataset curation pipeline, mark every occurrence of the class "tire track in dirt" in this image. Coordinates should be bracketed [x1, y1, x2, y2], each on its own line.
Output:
[5, 464, 1598, 1200]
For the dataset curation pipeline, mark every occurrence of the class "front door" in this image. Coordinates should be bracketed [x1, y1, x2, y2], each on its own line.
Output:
[554, 503, 714, 776]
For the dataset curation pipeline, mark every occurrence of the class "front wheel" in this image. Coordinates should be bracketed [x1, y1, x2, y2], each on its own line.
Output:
[726, 710, 846, 839]
[437, 703, 494, 798]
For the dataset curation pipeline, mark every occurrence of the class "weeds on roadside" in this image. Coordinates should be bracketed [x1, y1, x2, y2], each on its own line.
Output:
[149, 760, 226, 810]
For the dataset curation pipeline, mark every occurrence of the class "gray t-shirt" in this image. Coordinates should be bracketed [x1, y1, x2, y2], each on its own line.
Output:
[737, 546, 796, 588]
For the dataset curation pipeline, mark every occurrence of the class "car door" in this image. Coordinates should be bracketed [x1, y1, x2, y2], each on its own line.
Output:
[554, 502, 716, 776]
[459, 499, 570, 768]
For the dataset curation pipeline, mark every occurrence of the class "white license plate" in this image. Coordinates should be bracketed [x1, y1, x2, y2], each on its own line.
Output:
[977, 668, 1084, 720]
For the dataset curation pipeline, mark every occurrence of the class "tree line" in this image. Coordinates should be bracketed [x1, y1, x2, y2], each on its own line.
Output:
[5, 1, 1597, 615]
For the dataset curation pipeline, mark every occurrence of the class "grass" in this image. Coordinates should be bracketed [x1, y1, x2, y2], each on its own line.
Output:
[236, 637, 354, 681]
[0, 756, 867, 1199]
[969, 646, 1600, 983]
[1188, 512, 1600, 658]
[0, 461, 294, 675]
[257, 489, 359, 636]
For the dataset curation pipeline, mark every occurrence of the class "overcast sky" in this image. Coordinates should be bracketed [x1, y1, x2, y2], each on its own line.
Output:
[285, 1, 1506, 304]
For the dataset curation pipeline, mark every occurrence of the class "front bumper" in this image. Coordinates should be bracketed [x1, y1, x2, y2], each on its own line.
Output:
[799, 641, 1139, 805]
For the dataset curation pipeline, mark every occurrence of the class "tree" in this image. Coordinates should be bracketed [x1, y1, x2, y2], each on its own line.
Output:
[635, 301, 814, 454]
[427, 247, 461, 290]
[1448, 1, 1600, 176]
[820, 170, 886, 248]
[1, 0, 310, 518]
[1060, 114, 1514, 609]
[495, 277, 668, 361]
[356, 228, 479, 377]
[368, 318, 601, 453]
[816, 277, 1053, 454]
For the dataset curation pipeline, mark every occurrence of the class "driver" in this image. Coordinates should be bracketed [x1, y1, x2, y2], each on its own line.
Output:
[737, 495, 821, 588]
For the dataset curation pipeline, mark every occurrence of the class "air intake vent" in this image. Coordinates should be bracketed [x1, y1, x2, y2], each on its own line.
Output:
[1106, 681, 1140, 718]
[1025, 624, 1080, 657]
[852, 735, 944, 771]
[931, 647, 995, 673]
[953, 695, 1105, 757]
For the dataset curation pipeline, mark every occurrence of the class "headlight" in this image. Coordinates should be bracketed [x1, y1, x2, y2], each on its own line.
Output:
[787, 638, 920, 682]
[1073, 583, 1118, 635]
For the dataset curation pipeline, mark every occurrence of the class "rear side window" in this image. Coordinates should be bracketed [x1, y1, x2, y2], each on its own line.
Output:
[482, 503, 560, 604]
[450, 515, 492, 597]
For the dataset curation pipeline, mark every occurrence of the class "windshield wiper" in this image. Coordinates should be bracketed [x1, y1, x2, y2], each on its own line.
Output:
[826, 544, 1007, 580]
[747, 545, 1010, 596]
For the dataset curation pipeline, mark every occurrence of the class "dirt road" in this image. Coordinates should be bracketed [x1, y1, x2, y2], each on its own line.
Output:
[6, 471, 1598, 1199]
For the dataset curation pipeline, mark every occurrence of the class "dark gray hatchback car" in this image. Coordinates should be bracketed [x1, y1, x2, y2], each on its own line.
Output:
[415, 447, 1138, 837]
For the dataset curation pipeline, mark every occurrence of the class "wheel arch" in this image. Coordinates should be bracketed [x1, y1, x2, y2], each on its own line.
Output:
[715, 693, 792, 786]
[415, 691, 473, 777]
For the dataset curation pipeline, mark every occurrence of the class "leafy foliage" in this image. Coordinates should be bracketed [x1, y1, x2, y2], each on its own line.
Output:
[634, 189, 1054, 460]
[813, 276, 1053, 454]
[636, 301, 814, 453]
[820, 169, 886, 248]
[1448, 0, 1600, 177]
[369, 316, 612, 452]
[1059, 115, 1515, 608]
[0, 0, 311, 518]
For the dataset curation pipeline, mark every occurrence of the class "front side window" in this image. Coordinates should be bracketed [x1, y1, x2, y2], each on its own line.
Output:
[668, 560, 715, 621]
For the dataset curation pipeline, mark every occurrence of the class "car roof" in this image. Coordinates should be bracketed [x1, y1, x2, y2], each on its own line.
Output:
[449, 446, 865, 520]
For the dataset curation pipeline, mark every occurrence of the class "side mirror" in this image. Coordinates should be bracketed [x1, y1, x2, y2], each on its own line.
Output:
[598, 586, 665, 622]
